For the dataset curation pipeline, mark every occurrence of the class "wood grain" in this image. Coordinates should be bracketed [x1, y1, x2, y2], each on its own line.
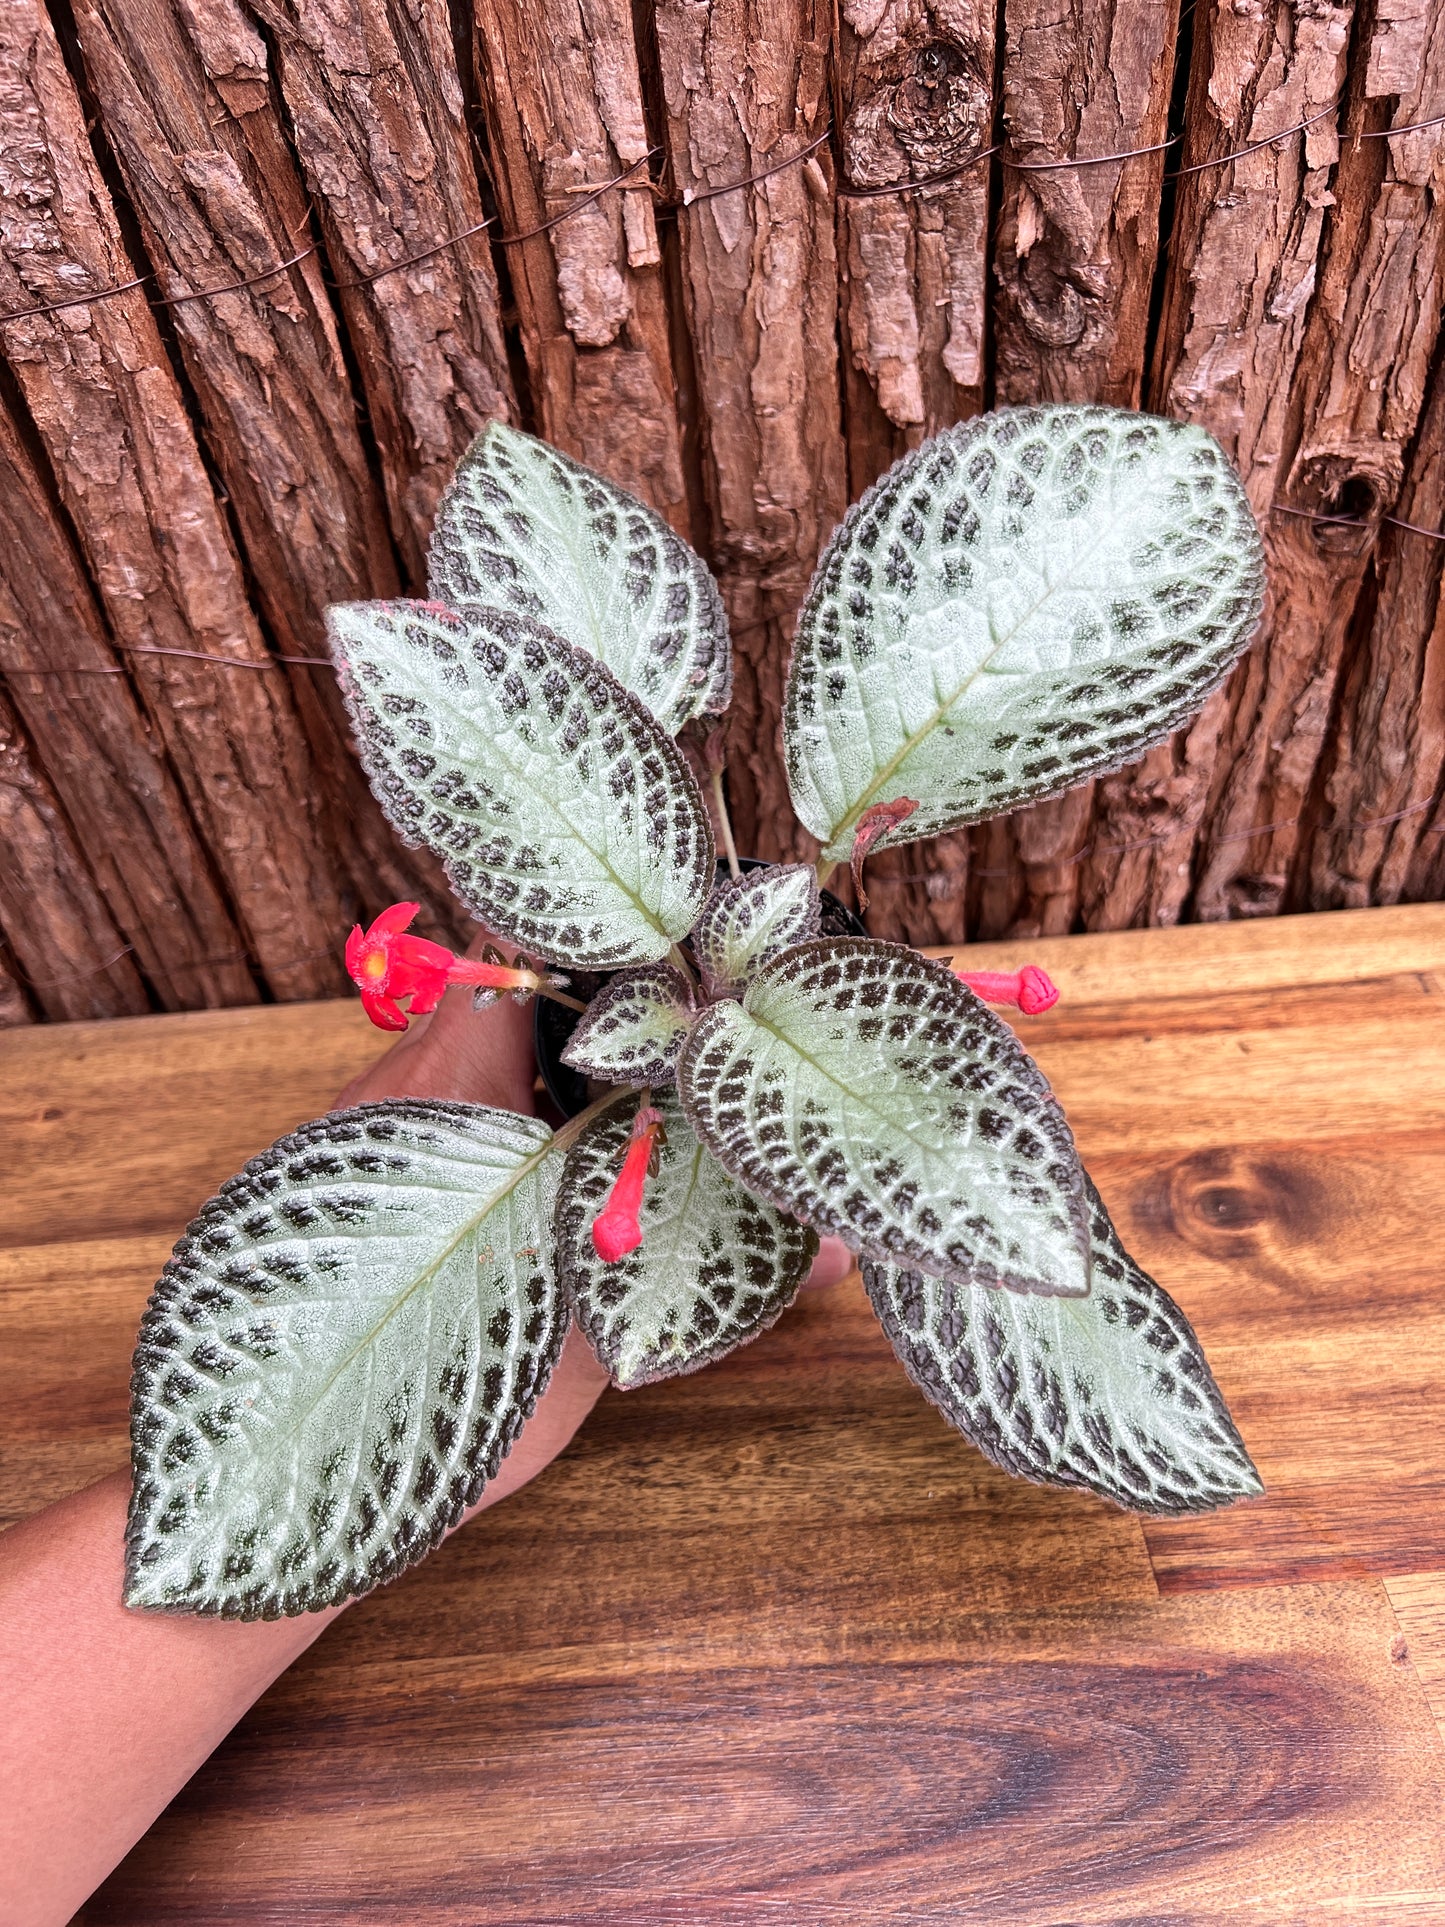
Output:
[1386, 1572, 1445, 1747]
[1, 906, 1442, 1921]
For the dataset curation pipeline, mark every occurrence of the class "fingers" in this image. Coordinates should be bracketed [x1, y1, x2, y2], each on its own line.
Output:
[804, 1236, 855, 1290]
[333, 942, 539, 1113]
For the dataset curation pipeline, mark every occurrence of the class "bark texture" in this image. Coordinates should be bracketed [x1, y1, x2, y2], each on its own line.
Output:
[653, 0, 849, 866]
[472, 0, 691, 529]
[0, 0, 349, 1001]
[0, 391, 259, 1008]
[1, 0, 1442, 1018]
[0, 687, 152, 1020]
[65, 0, 466, 945]
[251, 0, 515, 574]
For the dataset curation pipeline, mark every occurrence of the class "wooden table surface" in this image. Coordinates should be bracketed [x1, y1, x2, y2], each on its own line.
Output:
[4, 905, 1444, 1924]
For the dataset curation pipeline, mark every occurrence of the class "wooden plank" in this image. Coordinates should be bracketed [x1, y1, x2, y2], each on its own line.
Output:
[65, 0, 466, 944]
[471, 0, 692, 531]
[652, 0, 848, 866]
[0, 1000, 382, 1251]
[78, 1581, 1445, 1923]
[2, 904, 1441, 1921]
[943, 899, 1445, 999]
[1386, 1572, 1445, 1747]
[0, 1235, 171, 1530]
[0, 0, 353, 1003]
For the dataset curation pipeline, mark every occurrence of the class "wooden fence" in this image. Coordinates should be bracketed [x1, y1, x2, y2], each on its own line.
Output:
[0, 0, 1441, 1022]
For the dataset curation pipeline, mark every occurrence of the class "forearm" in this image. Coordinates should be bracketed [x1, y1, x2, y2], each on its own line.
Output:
[0, 1469, 338, 1924]
[0, 1320, 606, 1927]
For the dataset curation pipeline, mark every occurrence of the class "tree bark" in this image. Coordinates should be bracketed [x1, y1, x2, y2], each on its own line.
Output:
[0, 0, 350, 1001]
[1081, 0, 1355, 929]
[471, 0, 692, 531]
[1311, 357, 1445, 909]
[1190, 0, 1445, 920]
[965, 0, 1179, 943]
[830, 0, 996, 945]
[0, 944, 32, 1027]
[63, 0, 467, 947]
[653, 0, 848, 867]
[250, 0, 515, 576]
[0, 391, 259, 1009]
[835, 0, 996, 485]
[0, 689, 152, 1022]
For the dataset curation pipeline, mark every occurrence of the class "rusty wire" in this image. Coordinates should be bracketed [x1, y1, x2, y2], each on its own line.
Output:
[14, 74, 1444, 329]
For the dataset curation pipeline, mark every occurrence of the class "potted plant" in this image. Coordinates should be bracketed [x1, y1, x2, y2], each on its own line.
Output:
[125, 404, 1265, 1620]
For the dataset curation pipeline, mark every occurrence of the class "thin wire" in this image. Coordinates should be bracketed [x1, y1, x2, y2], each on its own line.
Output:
[0, 271, 150, 326]
[680, 132, 830, 205]
[1004, 132, 1180, 174]
[1167, 97, 1343, 179]
[158, 246, 316, 309]
[0, 84, 1363, 330]
[1360, 108, 1445, 139]
[837, 145, 1002, 201]
[1272, 503, 1445, 543]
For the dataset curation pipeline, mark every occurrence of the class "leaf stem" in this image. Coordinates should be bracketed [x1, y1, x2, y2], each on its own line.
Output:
[668, 943, 699, 990]
[709, 766, 742, 880]
[815, 855, 839, 891]
[537, 984, 587, 1014]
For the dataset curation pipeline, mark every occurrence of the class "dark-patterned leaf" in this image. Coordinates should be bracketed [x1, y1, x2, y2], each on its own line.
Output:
[677, 937, 1089, 1296]
[125, 1101, 565, 1619]
[556, 1089, 817, 1387]
[692, 864, 821, 998]
[863, 1174, 1262, 1514]
[562, 963, 696, 1088]
[328, 600, 714, 967]
[785, 405, 1265, 863]
[428, 422, 731, 732]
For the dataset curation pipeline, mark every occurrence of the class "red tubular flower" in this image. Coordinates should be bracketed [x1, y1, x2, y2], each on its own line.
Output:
[957, 964, 1060, 1016]
[345, 903, 558, 1031]
[592, 1106, 664, 1263]
[345, 902, 456, 1031]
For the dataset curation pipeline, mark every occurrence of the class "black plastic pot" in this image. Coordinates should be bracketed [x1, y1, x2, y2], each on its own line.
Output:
[533, 857, 866, 1118]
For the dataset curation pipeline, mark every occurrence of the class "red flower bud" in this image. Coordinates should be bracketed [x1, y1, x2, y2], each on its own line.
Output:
[956, 964, 1060, 1015]
[591, 1106, 664, 1263]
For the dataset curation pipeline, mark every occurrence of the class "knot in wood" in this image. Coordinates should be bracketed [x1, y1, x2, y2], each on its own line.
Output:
[843, 39, 990, 187]
[1290, 442, 1404, 557]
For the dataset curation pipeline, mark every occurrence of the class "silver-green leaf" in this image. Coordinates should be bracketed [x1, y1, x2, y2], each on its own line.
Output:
[693, 864, 821, 999]
[328, 599, 714, 968]
[556, 1088, 817, 1388]
[562, 963, 696, 1088]
[428, 421, 731, 733]
[125, 1101, 565, 1619]
[785, 405, 1265, 862]
[863, 1174, 1262, 1514]
[677, 937, 1089, 1296]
